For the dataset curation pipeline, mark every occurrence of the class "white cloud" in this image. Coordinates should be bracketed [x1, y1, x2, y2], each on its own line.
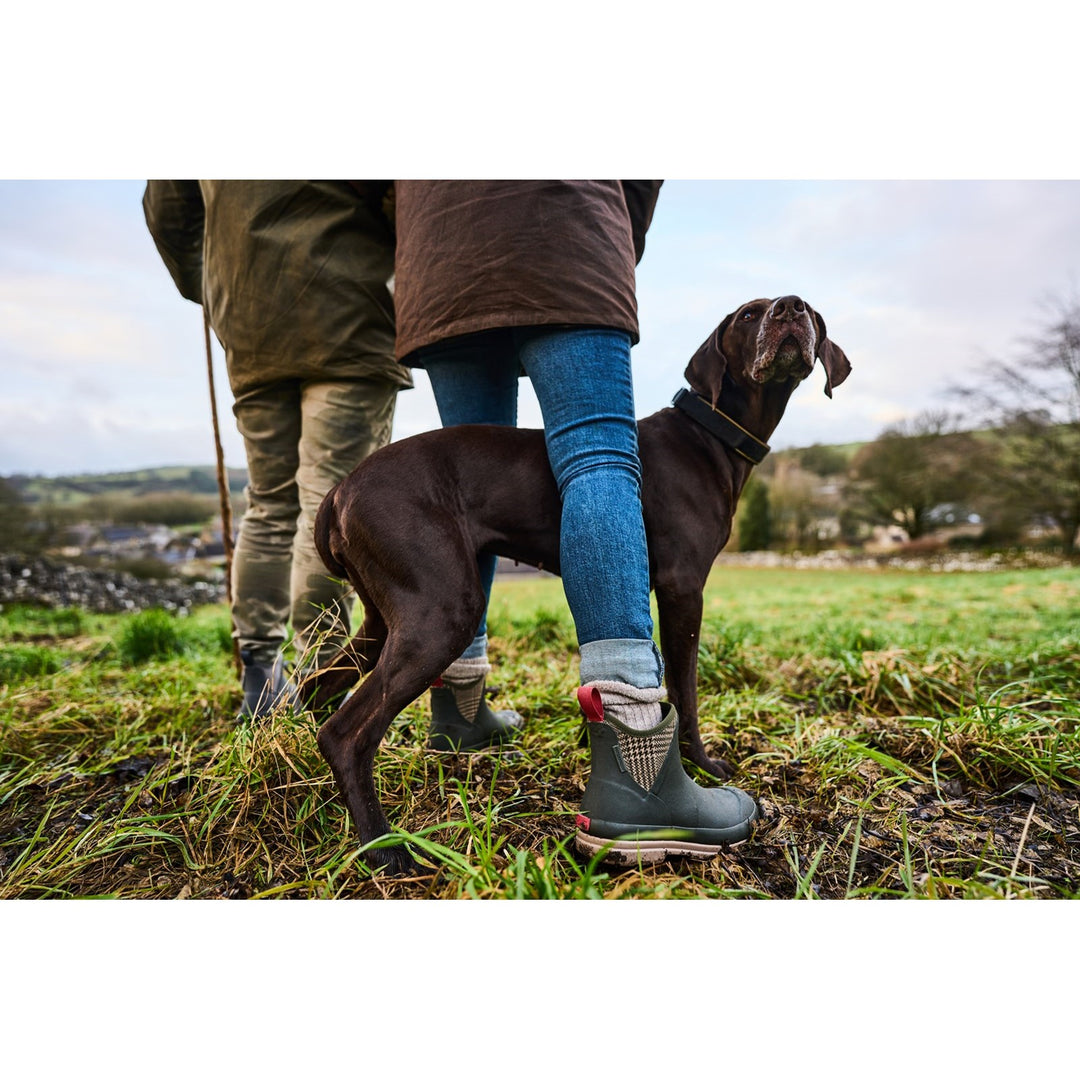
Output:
[0, 272, 169, 371]
[0, 397, 242, 476]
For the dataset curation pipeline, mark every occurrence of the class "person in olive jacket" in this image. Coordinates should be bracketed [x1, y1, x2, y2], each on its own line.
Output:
[393, 181, 758, 860]
[143, 180, 412, 721]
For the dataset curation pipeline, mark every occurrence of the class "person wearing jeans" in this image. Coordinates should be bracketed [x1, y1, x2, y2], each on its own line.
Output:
[420, 326, 660, 689]
[394, 181, 757, 861]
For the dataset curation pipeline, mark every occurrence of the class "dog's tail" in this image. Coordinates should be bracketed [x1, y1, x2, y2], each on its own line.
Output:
[307, 489, 370, 713]
[314, 490, 350, 582]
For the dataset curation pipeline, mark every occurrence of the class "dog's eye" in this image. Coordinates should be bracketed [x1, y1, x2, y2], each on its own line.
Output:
[740, 309, 759, 322]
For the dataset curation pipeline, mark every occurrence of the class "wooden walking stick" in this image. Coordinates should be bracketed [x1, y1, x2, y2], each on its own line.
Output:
[203, 309, 242, 678]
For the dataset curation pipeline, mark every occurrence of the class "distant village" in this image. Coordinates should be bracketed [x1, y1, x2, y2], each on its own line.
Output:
[54, 521, 228, 570]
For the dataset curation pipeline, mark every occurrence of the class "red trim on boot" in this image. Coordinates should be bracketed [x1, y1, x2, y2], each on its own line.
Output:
[575, 813, 591, 830]
[577, 685, 605, 724]
[431, 676, 444, 688]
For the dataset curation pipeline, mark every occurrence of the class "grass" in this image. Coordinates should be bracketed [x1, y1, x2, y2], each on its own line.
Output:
[1, 564, 1077, 899]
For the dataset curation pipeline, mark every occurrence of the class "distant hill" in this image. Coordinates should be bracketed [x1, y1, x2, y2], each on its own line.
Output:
[6, 466, 248, 506]
[4, 435, 880, 510]
[8, 438, 876, 505]
[5, 442, 873, 506]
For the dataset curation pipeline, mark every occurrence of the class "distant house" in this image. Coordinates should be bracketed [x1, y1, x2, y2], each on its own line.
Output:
[866, 525, 910, 551]
[82, 524, 184, 562]
[163, 535, 200, 563]
[98, 525, 150, 546]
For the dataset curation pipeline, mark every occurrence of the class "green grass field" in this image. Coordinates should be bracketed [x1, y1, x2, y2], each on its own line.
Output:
[1, 564, 1077, 899]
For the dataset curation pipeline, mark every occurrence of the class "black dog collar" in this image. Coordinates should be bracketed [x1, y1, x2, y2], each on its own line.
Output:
[672, 388, 770, 465]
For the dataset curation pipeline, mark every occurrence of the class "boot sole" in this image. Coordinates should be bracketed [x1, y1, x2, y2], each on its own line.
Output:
[573, 829, 752, 865]
[573, 801, 759, 864]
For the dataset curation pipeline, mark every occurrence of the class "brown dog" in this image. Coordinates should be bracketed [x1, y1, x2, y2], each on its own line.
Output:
[311, 295, 850, 872]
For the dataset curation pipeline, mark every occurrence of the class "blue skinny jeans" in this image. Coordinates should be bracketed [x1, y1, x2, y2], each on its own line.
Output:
[420, 326, 662, 689]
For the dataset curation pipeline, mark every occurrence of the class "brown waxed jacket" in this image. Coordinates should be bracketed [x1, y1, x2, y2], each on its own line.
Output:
[393, 181, 663, 362]
[142, 180, 413, 395]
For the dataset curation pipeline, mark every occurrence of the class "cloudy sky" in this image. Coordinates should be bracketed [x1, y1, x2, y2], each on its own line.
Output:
[1, 178, 1078, 477]
[2, 5, 1077, 479]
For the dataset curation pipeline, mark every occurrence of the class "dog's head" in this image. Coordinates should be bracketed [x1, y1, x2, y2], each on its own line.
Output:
[684, 296, 851, 407]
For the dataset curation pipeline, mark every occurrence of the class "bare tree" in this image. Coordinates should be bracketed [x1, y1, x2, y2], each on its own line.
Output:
[847, 411, 981, 540]
[954, 291, 1080, 554]
[769, 457, 840, 551]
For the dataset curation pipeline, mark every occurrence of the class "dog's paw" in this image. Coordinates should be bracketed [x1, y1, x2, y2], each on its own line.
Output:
[707, 756, 737, 781]
[684, 747, 737, 781]
[361, 841, 430, 879]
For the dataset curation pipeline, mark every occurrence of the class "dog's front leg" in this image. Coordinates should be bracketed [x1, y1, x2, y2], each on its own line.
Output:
[655, 584, 735, 781]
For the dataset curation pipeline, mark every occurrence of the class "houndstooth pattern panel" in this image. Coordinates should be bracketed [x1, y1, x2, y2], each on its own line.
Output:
[612, 719, 673, 791]
[449, 676, 485, 723]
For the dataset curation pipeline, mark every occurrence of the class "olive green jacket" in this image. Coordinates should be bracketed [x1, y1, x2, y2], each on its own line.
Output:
[143, 180, 412, 396]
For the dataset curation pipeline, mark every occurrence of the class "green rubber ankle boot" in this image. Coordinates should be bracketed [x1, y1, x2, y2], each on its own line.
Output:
[574, 686, 758, 864]
[427, 674, 524, 752]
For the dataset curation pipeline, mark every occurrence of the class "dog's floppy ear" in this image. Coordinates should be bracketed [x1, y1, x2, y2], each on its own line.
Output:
[684, 311, 736, 408]
[812, 309, 852, 399]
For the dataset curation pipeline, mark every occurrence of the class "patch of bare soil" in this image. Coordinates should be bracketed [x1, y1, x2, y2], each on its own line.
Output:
[734, 764, 1080, 898]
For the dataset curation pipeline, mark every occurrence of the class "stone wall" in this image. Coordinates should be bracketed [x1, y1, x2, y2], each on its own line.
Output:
[0, 555, 226, 613]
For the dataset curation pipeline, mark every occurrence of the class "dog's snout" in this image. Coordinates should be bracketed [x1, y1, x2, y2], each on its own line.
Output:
[771, 295, 806, 319]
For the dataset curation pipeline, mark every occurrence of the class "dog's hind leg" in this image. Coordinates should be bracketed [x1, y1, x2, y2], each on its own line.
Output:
[316, 582, 486, 875]
[316, 664, 423, 875]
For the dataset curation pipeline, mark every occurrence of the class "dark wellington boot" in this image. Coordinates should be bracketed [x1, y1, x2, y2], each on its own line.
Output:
[427, 675, 524, 752]
[574, 687, 758, 865]
[235, 649, 295, 723]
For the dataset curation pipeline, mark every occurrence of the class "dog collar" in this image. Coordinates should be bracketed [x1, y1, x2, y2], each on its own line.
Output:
[672, 388, 770, 465]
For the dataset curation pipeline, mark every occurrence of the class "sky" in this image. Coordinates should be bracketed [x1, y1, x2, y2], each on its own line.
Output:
[1, 178, 1078, 476]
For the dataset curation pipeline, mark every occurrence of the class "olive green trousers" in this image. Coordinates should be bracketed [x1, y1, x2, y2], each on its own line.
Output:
[230, 375, 399, 669]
